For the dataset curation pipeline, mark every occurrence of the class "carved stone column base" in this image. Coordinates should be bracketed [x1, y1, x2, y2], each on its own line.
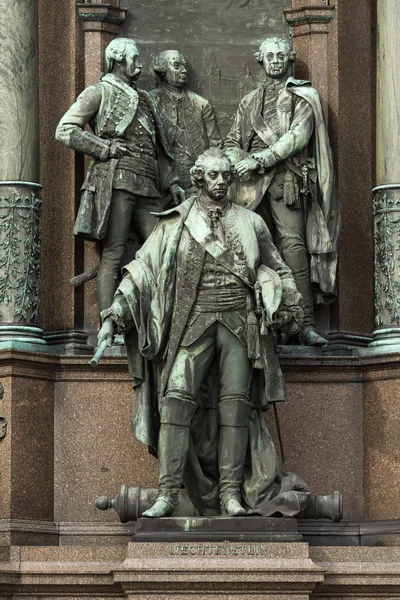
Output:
[369, 327, 400, 351]
[322, 331, 373, 356]
[370, 184, 400, 352]
[0, 326, 46, 351]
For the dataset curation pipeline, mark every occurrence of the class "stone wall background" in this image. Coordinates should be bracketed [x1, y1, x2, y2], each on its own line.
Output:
[120, 0, 290, 136]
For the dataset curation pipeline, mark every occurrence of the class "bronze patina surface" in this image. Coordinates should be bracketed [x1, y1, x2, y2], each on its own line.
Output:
[97, 148, 310, 519]
[56, 38, 185, 312]
[225, 36, 340, 346]
[150, 50, 222, 194]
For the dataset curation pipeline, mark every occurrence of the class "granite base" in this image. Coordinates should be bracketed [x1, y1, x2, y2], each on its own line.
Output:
[133, 516, 302, 543]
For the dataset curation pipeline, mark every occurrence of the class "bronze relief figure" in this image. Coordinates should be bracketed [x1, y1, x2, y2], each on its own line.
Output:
[150, 50, 223, 195]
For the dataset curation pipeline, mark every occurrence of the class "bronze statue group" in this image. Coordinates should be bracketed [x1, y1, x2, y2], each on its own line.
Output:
[56, 36, 340, 519]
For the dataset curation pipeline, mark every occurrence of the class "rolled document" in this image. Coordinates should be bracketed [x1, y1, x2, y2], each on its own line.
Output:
[90, 339, 108, 367]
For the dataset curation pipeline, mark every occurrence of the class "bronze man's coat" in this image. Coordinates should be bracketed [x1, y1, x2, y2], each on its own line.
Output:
[225, 77, 340, 301]
[56, 74, 177, 241]
[102, 197, 309, 517]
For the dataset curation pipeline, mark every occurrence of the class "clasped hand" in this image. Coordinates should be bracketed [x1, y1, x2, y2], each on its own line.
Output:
[97, 318, 115, 347]
[271, 309, 293, 329]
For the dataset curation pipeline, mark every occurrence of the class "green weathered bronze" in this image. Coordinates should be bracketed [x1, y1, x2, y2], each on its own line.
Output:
[0, 182, 42, 326]
[97, 147, 310, 519]
[56, 38, 184, 312]
[95, 484, 342, 523]
[225, 36, 340, 346]
[370, 184, 400, 350]
[150, 50, 223, 194]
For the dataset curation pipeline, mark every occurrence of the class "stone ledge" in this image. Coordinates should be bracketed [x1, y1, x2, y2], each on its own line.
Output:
[1, 543, 400, 598]
[3, 519, 400, 549]
[284, 5, 336, 36]
[76, 4, 126, 36]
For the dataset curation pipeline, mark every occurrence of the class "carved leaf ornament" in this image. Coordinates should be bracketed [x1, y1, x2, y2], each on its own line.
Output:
[373, 192, 400, 326]
[0, 191, 41, 323]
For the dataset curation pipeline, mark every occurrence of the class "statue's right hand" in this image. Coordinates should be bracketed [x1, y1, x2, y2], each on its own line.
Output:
[235, 157, 260, 179]
[109, 139, 129, 159]
[97, 318, 115, 348]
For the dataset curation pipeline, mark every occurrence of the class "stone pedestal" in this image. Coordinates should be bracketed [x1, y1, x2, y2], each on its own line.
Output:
[134, 517, 302, 543]
[0, 350, 55, 546]
[115, 542, 323, 599]
[2, 544, 400, 599]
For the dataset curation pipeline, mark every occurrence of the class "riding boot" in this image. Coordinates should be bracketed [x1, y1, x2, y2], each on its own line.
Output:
[218, 397, 251, 516]
[143, 394, 196, 518]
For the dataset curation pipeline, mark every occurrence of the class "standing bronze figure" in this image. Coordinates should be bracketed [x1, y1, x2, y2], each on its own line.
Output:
[97, 148, 310, 519]
[225, 36, 340, 346]
[56, 38, 184, 312]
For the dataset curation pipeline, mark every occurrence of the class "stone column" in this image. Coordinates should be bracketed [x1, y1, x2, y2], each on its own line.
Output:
[0, 0, 45, 348]
[76, 1, 126, 346]
[370, 1, 400, 351]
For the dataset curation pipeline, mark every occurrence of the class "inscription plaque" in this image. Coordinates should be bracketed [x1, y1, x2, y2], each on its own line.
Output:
[169, 543, 270, 556]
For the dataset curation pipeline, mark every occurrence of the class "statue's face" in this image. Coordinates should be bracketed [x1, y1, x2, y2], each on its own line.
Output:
[260, 40, 290, 79]
[202, 157, 231, 201]
[164, 51, 188, 88]
[123, 43, 142, 81]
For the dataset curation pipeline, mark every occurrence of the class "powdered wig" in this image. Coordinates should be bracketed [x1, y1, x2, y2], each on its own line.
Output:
[152, 50, 185, 80]
[190, 149, 236, 187]
[104, 38, 138, 73]
[255, 36, 296, 65]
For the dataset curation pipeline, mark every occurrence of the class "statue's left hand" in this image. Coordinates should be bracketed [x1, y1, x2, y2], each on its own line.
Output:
[170, 183, 186, 205]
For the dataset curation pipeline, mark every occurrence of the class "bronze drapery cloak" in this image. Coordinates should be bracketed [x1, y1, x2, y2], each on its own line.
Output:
[225, 77, 340, 302]
[107, 197, 309, 516]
